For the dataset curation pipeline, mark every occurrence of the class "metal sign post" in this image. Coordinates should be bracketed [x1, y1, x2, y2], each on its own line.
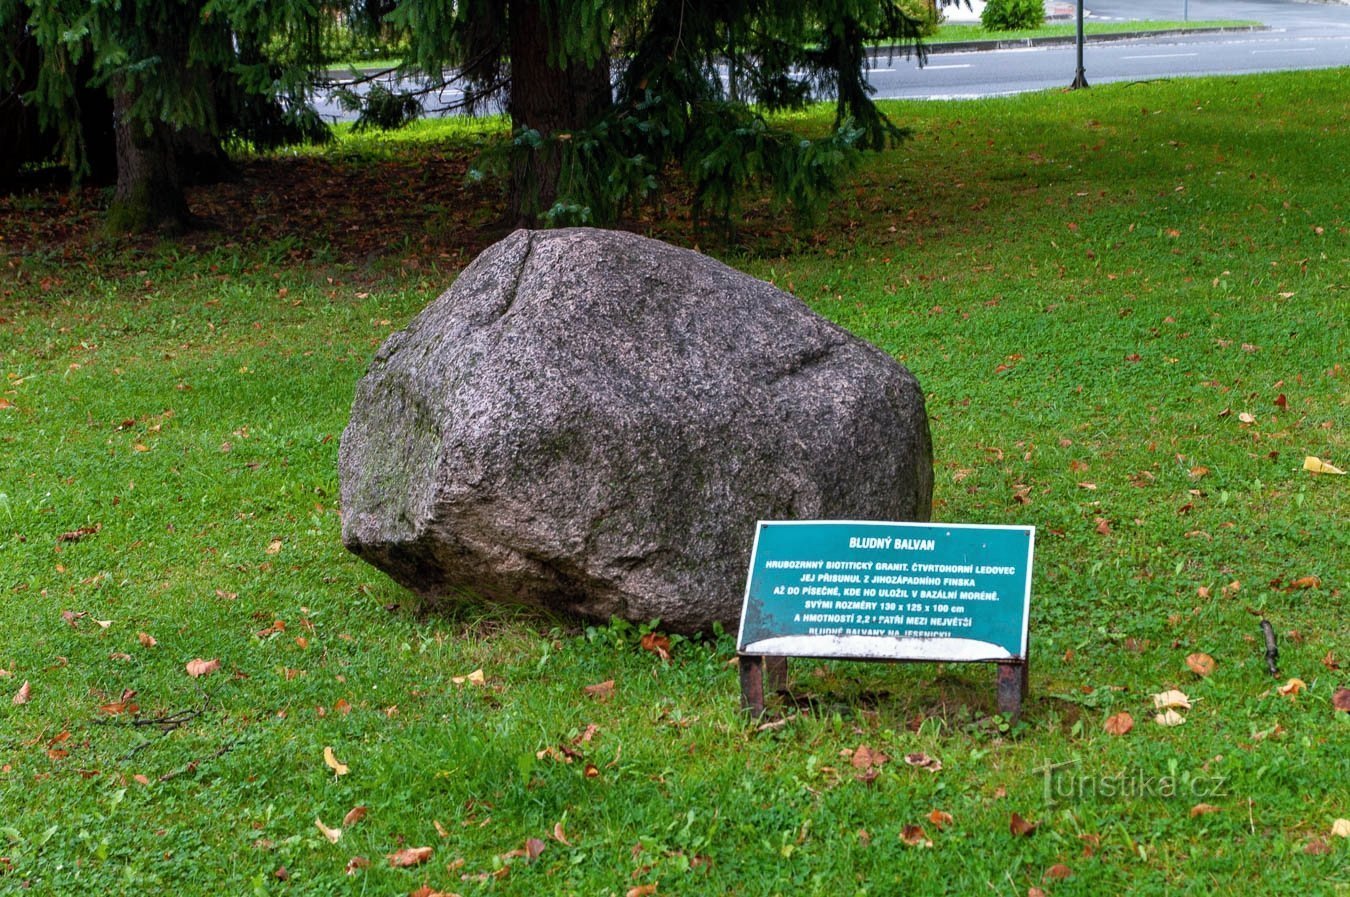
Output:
[1070, 0, 1089, 89]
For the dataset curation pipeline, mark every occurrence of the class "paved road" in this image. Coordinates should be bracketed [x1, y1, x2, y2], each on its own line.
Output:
[868, 0, 1350, 99]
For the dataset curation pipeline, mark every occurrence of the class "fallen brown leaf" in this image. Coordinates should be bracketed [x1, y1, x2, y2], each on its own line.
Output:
[640, 632, 671, 660]
[12, 680, 31, 705]
[387, 846, 433, 867]
[451, 668, 485, 686]
[1152, 689, 1192, 710]
[342, 805, 368, 826]
[1043, 864, 1071, 881]
[903, 752, 942, 773]
[1303, 456, 1345, 475]
[344, 856, 370, 875]
[185, 658, 221, 678]
[1332, 818, 1350, 838]
[1103, 712, 1134, 736]
[1276, 678, 1306, 698]
[1333, 687, 1350, 713]
[583, 679, 615, 701]
[315, 817, 342, 844]
[1190, 803, 1221, 818]
[899, 824, 932, 847]
[137, 631, 157, 647]
[626, 885, 658, 897]
[927, 810, 953, 830]
[1009, 812, 1038, 837]
[552, 822, 572, 845]
[1185, 653, 1216, 676]
[850, 744, 889, 770]
[323, 746, 350, 776]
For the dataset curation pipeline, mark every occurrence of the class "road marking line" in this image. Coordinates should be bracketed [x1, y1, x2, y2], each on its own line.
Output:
[1251, 48, 1317, 54]
[926, 64, 973, 69]
[1121, 53, 1200, 59]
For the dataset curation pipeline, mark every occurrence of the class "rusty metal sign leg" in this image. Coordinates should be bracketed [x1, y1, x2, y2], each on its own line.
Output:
[765, 656, 788, 694]
[739, 654, 766, 718]
[996, 660, 1028, 722]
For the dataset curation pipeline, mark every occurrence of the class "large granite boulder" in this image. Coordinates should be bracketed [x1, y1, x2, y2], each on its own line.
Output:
[339, 228, 932, 633]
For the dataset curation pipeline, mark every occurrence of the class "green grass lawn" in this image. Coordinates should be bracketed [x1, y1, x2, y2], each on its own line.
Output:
[1, 69, 1347, 894]
[927, 19, 1259, 44]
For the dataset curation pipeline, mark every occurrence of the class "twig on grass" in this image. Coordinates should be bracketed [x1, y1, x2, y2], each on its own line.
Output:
[157, 738, 241, 783]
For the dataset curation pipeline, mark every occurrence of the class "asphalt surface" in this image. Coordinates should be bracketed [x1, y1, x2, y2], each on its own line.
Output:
[867, 0, 1350, 99]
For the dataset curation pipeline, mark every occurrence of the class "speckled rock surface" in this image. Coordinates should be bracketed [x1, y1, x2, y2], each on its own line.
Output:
[339, 228, 932, 633]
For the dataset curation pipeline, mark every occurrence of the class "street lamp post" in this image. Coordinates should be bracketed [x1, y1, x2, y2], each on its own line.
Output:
[1070, 0, 1089, 88]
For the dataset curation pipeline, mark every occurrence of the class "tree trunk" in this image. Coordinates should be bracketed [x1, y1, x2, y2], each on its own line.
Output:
[506, 0, 612, 226]
[107, 85, 190, 234]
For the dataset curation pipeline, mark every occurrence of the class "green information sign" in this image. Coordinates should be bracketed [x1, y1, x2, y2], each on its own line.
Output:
[737, 520, 1034, 663]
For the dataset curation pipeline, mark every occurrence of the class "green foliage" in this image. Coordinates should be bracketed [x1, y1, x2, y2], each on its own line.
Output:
[342, 82, 422, 131]
[980, 0, 1045, 31]
[1, 0, 329, 178]
[382, 0, 932, 228]
[896, 0, 943, 37]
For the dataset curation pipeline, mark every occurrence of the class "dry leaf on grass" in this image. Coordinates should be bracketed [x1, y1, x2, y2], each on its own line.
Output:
[1333, 688, 1350, 713]
[850, 745, 889, 769]
[903, 752, 942, 773]
[1331, 819, 1350, 838]
[1276, 678, 1306, 698]
[927, 810, 953, 830]
[315, 817, 342, 843]
[1185, 653, 1216, 676]
[1190, 803, 1221, 818]
[899, 824, 932, 847]
[387, 846, 433, 867]
[452, 669, 486, 686]
[1104, 712, 1134, 736]
[1009, 812, 1038, 837]
[323, 746, 349, 776]
[1303, 456, 1345, 475]
[626, 885, 658, 897]
[1152, 689, 1192, 710]
[1043, 864, 1072, 881]
[342, 805, 367, 826]
[639, 632, 671, 660]
[12, 680, 32, 705]
[185, 658, 221, 678]
[1155, 709, 1186, 727]
[583, 680, 615, 701]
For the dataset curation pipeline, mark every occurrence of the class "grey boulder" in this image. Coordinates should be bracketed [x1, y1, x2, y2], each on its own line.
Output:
[339, 227, 932, 633]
